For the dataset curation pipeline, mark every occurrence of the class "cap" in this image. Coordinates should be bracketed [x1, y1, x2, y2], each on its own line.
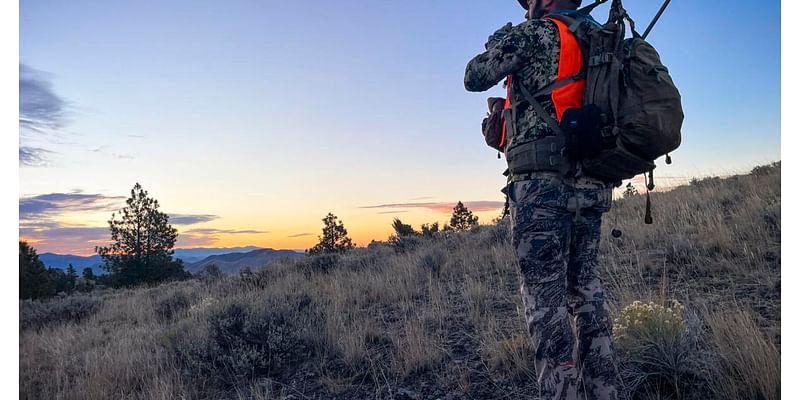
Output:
[517, 0, 528, 9]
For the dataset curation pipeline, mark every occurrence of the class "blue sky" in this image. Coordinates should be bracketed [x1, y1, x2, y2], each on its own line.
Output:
[19, 0, 781, 254]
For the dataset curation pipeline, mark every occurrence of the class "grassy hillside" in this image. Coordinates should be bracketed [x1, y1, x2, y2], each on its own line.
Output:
[19, 163, 780, 400]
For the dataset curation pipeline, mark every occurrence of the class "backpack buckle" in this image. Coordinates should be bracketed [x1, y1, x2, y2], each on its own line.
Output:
[589, 53, 614, 66]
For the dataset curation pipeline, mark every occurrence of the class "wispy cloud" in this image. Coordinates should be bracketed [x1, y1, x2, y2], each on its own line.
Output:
[288, 232, 314, 238]
[18, 192, 251, 255]
[184, 228, 268, 235]
[362, 200, 504, 214]
[19, 64, 68, 133]
[20, 192, 126, 220]
[19, 146, 54, 167]
[377, 210, 409, 214]
[19, 63, 71, 167]
[169, 214, 220, 225]
[177, 228, 269, 248]
[19, 226, 110, 255]
[18, 192, 127, 254]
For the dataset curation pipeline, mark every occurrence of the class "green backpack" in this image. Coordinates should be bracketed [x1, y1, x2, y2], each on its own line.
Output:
[522, 0, 684, 184]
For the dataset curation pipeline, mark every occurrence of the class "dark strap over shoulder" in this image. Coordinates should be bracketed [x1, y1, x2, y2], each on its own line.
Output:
[514, 80, 565, 136]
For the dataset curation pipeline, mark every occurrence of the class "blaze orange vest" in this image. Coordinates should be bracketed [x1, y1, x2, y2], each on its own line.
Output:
[500, 17, 586, 148]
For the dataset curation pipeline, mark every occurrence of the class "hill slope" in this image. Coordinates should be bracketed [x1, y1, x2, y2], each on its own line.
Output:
[20, 163, 781, 400]
[186, 248, 304, 274]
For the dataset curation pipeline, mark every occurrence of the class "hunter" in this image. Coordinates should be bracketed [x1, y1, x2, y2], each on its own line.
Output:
[464, 0, 619, 399]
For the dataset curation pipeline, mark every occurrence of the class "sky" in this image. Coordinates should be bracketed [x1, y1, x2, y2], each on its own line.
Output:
[19, 0, 781, 255]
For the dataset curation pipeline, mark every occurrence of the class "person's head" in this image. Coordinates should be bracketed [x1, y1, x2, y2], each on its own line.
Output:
[522, 0, 582, 20]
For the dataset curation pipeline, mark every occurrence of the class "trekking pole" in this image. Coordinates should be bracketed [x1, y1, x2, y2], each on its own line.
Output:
[642, 0, 672, 39]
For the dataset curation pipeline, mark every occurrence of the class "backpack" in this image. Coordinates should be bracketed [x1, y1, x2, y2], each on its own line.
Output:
[515, 0, 684, 184]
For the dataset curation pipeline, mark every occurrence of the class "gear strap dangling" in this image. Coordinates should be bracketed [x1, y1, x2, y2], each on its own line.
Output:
[644, 170, 654, 224]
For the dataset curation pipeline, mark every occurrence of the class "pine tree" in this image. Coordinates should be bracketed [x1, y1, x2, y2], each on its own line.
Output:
[19, 241, 51, 299]
[449, 201, 479, 231]
[82, 267, 95, 281]
[308, 213, 355, 255]
[66, 264, 78, 291]
[96, 183, 188, 287]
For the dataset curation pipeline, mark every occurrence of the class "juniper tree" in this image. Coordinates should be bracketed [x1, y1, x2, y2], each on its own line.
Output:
[391, 218, 418, 237]
[308, 212, 355, 255]
[421, 222, 440, 238]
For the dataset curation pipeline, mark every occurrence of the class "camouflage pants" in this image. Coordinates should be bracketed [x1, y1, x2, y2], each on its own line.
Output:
[507, 173, 619, 400]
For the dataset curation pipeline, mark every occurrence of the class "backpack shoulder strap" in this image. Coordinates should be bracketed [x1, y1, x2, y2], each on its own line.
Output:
[513, 78, 565, 137]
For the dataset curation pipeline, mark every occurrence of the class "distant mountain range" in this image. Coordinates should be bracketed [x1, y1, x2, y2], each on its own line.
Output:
[38, 253, 105, 275]
[174, 246, 264, 263]
[38, 246, 304, 275]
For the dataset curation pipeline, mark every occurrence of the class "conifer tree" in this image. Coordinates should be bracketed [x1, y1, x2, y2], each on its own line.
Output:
[82, 267, 95, 281]
[66, 264, 78, 291]
[19, 241, 51, 299]
[308, 213, 355, 255]
[96, 183, 188, 287]
[449, 201, 479, 231]
[391, 218, 418, 237]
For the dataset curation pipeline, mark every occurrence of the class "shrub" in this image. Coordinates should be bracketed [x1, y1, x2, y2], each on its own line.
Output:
[390, 234, 424, 253]
[614, 301, 686, 346]
[20, 295, 101, 330]
[614, 300, 712, 399]
[154, 290, 192, 321]
[309, 253, 340, 273]
[173, 301, 319, 390]
[417, 248, 446, 274]
[474, 220, 510, 247]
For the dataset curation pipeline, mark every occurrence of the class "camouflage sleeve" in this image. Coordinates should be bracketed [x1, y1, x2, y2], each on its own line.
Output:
[464, 20, 552, 93]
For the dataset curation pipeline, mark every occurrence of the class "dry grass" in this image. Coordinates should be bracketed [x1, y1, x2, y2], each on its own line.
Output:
[19, 163, 780, 399]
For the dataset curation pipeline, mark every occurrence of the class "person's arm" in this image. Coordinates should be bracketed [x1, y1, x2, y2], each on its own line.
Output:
[463, 20, 544, 92]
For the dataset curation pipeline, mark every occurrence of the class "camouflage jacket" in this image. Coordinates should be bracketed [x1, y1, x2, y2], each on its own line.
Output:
[464, 20, 561, 151]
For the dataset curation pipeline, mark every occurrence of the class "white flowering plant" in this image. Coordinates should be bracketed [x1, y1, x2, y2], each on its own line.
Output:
[613, 300, 687, 354]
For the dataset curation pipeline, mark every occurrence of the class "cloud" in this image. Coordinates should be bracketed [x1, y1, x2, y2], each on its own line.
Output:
[183, 228, 269, 235]
[18, 192, 250, 255]
[177, 227, 269, 248]
[175, 234, 218, 248]
[18, 192, 127, 254]
[362, 200, 504, 214]
[377, 210, 409, 214]
[288, 233, 315, 238]
[19, 64, 68, 133]
[20, 192, 126, 220]
[19, 146, 54, 167]
[19, 64, 71, 167]
[19, 226, 110, 255]
[169, 214, 220, 225]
